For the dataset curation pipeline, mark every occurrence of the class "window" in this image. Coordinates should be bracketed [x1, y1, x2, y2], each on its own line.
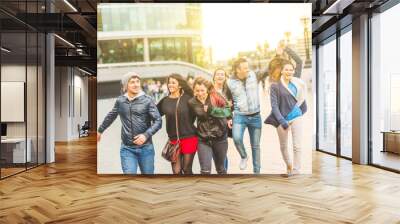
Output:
[149, 39, 164, 61]
[0, 3, 46, 179]
[370, 3, 400, 171]
[98, 4, 201, 32]
[98, 39, 144, 64]
[149, 38, 194, 64]
[317, 36, 337, 154]
[339, 28, 352, 158]
[163, 39, 176, 60]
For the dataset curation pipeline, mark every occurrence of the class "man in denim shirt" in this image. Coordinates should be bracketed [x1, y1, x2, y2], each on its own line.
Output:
[97, 72, 162, 174]
[227, 58, 262, 174]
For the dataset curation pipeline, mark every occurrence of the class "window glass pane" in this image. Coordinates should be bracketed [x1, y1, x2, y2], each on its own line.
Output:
[98, 39, 144, 64]
[163, 39, 175, 60]
[1, 31, 27, 177]
[98, 4, 201, 32]
[318, 37, 337, 154]
[371, 4, 400, 171]
[38, 33, 45, 165]
[340, 29, 352, 158]
[149, 38, 164, 61]
[27, 31, 38, 169]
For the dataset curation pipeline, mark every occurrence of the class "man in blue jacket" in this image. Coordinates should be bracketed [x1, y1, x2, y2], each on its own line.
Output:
[97, 72, 162, 174]
[227, 58, 262, 174]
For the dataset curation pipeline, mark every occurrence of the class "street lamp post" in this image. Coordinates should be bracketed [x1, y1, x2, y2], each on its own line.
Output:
[284, 32, 291, 46]
[301, 17, 312, 68]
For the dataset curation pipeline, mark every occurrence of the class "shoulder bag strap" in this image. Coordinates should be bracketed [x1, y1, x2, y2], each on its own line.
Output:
[175, 92, 183, 142]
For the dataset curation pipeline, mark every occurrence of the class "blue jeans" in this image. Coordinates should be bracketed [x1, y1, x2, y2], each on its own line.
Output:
[232, 113, 262, 173]
[120, 144, 155, 174]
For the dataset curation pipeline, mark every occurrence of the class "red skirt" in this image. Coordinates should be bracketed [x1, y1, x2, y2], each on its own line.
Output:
[170, 136, 198, 154]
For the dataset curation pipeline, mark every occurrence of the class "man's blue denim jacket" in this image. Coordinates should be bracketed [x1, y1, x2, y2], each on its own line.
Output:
[227, 70, 260, 115]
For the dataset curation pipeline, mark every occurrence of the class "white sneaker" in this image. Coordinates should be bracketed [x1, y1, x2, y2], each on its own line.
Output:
[239, 157, 248, 170]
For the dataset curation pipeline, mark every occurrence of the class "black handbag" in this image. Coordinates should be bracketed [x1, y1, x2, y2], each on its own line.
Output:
[161, 94, 182, 162]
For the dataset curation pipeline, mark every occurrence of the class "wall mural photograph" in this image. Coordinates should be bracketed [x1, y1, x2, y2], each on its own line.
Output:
[97, 3, 313, 175]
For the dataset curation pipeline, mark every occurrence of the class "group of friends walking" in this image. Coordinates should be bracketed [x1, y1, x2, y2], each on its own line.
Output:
[97, 43, 308, 176]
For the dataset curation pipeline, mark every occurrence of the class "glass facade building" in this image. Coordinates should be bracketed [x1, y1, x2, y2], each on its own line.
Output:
[98, 4, 201, 32]
[97, 4, 206, 67]
[97, 39, 144, 64]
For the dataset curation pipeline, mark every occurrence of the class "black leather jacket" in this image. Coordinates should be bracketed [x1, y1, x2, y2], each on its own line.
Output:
[188, 96, 229, 141]
[98, 93, 162, 147]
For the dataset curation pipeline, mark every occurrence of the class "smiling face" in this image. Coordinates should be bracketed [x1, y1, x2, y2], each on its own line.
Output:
[127, 77, 141, 95]
[167, 77, 180, 94]
[281, 63, 295, 82]
[214, 69, 226, 85]
[194, 83, 208, 101]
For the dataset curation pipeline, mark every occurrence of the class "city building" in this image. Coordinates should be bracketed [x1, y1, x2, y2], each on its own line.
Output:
[97, 3, 211, 93]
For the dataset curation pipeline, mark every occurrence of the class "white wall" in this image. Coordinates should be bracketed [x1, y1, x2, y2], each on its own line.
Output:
[1, 65, 27, 138]
[1, 65, 36, 137]
[1, 63, 46, 164]
[54, 67, 89, 141]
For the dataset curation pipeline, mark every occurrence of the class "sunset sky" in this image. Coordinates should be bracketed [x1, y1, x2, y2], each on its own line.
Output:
[201, 3, 311, 62]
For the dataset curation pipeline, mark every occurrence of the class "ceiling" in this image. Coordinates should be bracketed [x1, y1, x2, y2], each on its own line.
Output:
[0, 0, 97, 75]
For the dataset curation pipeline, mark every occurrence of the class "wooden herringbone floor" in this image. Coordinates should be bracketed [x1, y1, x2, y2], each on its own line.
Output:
[1, 135, 400, 224]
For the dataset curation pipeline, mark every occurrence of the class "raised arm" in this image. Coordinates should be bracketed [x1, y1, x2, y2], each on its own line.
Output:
[285, 47, 303, 79]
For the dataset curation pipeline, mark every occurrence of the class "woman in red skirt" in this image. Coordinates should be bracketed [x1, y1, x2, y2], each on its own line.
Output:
[157, 73, 198, 174]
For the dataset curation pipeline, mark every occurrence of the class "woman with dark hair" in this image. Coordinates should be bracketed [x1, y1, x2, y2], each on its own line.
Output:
[189, 77, 231, 174]
[186, 74, 195, 89]
[264, 60, 307, 176]
[157, 73, 197, 174]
